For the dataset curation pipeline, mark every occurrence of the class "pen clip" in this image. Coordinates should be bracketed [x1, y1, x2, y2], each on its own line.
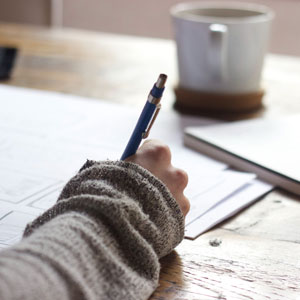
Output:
[142, 104, 161, 139]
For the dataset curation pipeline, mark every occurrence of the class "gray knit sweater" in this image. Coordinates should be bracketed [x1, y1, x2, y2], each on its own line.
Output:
[0, 160, 184, 300]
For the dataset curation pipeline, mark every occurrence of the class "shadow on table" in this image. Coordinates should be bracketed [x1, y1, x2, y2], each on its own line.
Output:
[150, 251, 184, 299]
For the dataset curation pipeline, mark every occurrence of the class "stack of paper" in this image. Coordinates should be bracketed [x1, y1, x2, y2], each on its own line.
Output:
[0, 85, 273, 248]
[171, 148, 272, 238]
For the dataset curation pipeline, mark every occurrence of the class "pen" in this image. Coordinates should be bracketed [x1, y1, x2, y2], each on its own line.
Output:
[120, 73, 167, 160]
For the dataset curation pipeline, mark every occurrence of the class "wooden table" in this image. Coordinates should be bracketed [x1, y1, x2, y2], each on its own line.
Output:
[1, 23, 300, 300]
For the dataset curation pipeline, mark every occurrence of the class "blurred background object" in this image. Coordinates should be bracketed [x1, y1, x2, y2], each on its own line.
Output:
[0, 0, 300, 56]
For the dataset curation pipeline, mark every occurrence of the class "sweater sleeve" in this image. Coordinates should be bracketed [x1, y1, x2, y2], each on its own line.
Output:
[0, 160, 185, 300]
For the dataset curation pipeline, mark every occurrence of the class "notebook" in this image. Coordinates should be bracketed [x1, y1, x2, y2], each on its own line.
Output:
[184, 115, 300, 196]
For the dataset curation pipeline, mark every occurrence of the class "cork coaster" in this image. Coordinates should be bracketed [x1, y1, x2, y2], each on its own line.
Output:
[174, 86, 265, 115]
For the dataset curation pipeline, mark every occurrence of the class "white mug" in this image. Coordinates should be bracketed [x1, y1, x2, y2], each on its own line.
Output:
[171, 2, 274, 94]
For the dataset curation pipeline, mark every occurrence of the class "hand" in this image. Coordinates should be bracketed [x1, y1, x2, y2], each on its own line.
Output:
[125, 139, 190, 217]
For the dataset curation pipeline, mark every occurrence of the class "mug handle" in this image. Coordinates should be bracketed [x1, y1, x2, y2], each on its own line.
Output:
[208, 24, 228, 81]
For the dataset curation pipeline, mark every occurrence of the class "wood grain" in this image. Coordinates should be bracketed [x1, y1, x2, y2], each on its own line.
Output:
[1, 22, 299, 300]
[152, 190, 300, 299]
[0, 22, 177, 108]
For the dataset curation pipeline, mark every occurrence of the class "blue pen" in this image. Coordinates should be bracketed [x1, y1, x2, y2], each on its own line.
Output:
[121, 74, 167, 160]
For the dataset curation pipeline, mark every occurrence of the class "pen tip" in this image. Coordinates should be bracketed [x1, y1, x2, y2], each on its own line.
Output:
[156, 74, 167, 89]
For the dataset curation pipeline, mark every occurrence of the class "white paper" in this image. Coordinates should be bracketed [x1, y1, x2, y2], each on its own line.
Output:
[185, 170, 256, 226]
[0, 84, 272, 247]
[185, 179, 273, 239]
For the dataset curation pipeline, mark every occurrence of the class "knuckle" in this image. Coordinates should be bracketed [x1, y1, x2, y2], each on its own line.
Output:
[182, 198, 190, 215]
[172, 168, 188, 189]
[147, 143, 171, 162]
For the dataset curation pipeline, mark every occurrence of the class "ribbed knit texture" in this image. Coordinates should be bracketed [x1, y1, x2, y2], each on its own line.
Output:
[0, 160, 184, 300]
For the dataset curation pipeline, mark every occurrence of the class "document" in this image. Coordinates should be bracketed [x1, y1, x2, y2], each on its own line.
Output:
[185, 179, 273, 238]
[185, 170, 256, 226]
[0, 85, 273, 247]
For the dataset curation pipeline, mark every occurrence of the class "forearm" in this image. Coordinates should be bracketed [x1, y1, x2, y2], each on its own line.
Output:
[0, 161, 184, 300]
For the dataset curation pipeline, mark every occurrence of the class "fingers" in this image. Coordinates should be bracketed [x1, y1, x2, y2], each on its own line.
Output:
[165, 167, 190, 217]
[168, 166, 189, 191]
[126, 139, 172, 173]
[177, 194, 190, 217]
[139, 139, 172, 166]
[125, 139, 190, 217]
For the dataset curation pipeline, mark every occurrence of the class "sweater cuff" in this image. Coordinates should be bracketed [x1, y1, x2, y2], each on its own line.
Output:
[24, 160, 185, 259]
